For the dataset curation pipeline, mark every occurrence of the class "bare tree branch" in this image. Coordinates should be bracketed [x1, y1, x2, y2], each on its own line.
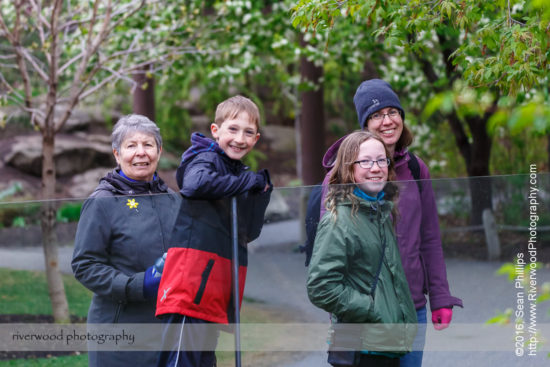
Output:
[56, 0, 152, 131]
[1, 2, 36, 127]
[67, 0, 106, 115]
[0, 8, 16, 45]
[43, 0, 63, 134]
[28, 0, 51, 65]
[57, 0, 146, 32]
[0, 3, 51, 84]
[4, 94, 25, 108]
[57, 45, 182, 124]
[55, 0, 108, 132]
[79, 54, 179, 101]
[105, 0, 146, 37]
[18, 47, 50, 81]
[57, 52, 84, 76]
[0, 62, 18, 68]
[84, 0, 101, 56]
[0, 71, 24, 100]
[0, 53, 16, 60]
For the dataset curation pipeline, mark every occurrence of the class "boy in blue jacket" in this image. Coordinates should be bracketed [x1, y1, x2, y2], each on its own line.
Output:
[156, 95, 272, 367]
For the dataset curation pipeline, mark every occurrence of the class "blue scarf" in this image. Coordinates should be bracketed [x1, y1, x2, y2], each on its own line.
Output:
[353, 187, 385, 202]
[119, 170, 157, 183]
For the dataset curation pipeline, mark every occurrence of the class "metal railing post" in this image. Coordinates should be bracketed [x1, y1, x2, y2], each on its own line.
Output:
[230, 197, 242, 367]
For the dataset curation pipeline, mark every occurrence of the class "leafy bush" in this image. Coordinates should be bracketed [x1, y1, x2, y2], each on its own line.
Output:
[56, 203, 82, 223]
[11, 216, 26, 228]
[0, 202, 41, 228]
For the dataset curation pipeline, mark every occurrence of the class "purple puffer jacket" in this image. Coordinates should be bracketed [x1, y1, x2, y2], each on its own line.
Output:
[320, 136, 463, 311]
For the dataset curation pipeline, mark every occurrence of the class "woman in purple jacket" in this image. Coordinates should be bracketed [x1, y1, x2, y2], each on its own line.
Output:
[320, 79, 462, 367]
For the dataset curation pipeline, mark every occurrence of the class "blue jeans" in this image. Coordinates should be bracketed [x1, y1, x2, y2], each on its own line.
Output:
[400, 306, 427, 367]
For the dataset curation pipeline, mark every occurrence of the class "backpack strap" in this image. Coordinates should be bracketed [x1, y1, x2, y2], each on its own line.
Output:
[407, 151, 423, 194]
[301, 184, 323, 266]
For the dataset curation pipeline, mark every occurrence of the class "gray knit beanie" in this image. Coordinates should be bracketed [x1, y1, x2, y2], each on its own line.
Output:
[353, 79, 405, 129]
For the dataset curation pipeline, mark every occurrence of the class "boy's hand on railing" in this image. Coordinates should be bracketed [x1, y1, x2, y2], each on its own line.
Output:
[255, 169, 272, 192]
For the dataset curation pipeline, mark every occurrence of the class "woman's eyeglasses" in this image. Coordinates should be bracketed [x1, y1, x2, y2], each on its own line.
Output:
[368, 109, 400, 123]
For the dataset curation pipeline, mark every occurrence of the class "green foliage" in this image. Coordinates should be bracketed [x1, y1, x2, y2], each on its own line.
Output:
[491, 174, 550, 229]
[0, 0, 205, 127]
[242, 149, 267, 172]
[56, 203, 82, 223]
[0, 182, 23, 201]
[0, 268, 92, 317]
[160, 1, 302, 133]
[157, 155, 181, 171]
[11, 216, 26, 228]
[154, 70, 195, 153]
[485, 307, 513, 325]
[409, 117, 467, 177]
[0, 203, 41, 228]
[496, 262, 522, 282]
[490, 131, 548, 175]
[292, 0, 550, 125]
[437, 187, 471, 221]
[291, 0, 550, 177]
[0, 201, 83, 228]
[489, 262, 550, 326]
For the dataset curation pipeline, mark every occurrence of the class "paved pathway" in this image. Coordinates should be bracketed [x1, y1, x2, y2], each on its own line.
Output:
[245, 250, 550, 367]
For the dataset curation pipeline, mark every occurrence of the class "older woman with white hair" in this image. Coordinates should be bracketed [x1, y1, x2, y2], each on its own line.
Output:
[72, 114, 181, 366]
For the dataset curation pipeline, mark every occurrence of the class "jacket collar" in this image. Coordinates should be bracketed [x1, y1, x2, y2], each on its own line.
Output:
[337, 190, 393, 223]
[95, 169, 169, 196]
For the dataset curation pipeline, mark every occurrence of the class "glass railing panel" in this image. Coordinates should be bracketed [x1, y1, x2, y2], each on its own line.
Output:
[0, 174, 548, 366]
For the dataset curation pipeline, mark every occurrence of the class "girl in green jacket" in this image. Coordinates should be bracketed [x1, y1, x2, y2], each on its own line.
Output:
[307, 131, 417, 367]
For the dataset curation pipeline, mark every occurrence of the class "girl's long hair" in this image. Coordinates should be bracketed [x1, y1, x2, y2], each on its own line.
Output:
[325, 131, 399, 224]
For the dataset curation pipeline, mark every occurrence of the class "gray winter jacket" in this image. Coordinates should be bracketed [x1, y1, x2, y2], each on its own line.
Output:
[72, 169, 181, 367]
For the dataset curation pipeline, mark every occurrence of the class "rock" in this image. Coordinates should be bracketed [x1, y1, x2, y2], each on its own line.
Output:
[74, 132, 112, 145]
[190, 115, 211, 135]
[68, 167, 113, 198]
[264, 189, 291, 222]
[3, 134, 116, 177]
[61, 107, 106, 132]
[261, 125, 295, 153]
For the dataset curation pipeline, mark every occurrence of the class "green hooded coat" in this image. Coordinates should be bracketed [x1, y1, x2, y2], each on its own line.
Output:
[307, 196, 417, 355]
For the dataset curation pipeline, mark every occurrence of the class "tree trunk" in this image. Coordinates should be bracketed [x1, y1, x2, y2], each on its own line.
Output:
[41, 132, 70, 323]
[133, 65, 156, 121]
[463, 115, 493, 225]
[299, 45, 325, 185]
[467, 173, 493, 226]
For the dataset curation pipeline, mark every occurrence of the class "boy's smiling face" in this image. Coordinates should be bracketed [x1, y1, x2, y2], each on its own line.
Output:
[211, 112, 260, 161]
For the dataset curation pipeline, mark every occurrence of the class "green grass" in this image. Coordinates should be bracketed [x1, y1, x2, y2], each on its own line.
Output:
[0, 268, 296, 367]
[0, 354, 88, 367]
[0, 268, 92, 317]
[0, 268, 92, 366]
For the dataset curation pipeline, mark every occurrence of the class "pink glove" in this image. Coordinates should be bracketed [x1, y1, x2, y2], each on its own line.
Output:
[431, 308, 453, 330]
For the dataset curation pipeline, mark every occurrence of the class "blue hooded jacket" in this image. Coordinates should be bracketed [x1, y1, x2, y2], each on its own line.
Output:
[157, 132, 272, 323]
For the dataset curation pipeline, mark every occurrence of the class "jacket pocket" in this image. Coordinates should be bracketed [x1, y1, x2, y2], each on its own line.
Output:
[419, 254, 429, 294]
[193, 259, 215, 305]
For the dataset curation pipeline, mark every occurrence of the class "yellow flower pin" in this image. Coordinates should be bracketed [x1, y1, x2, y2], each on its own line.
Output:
[126, 198, 139, 209]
